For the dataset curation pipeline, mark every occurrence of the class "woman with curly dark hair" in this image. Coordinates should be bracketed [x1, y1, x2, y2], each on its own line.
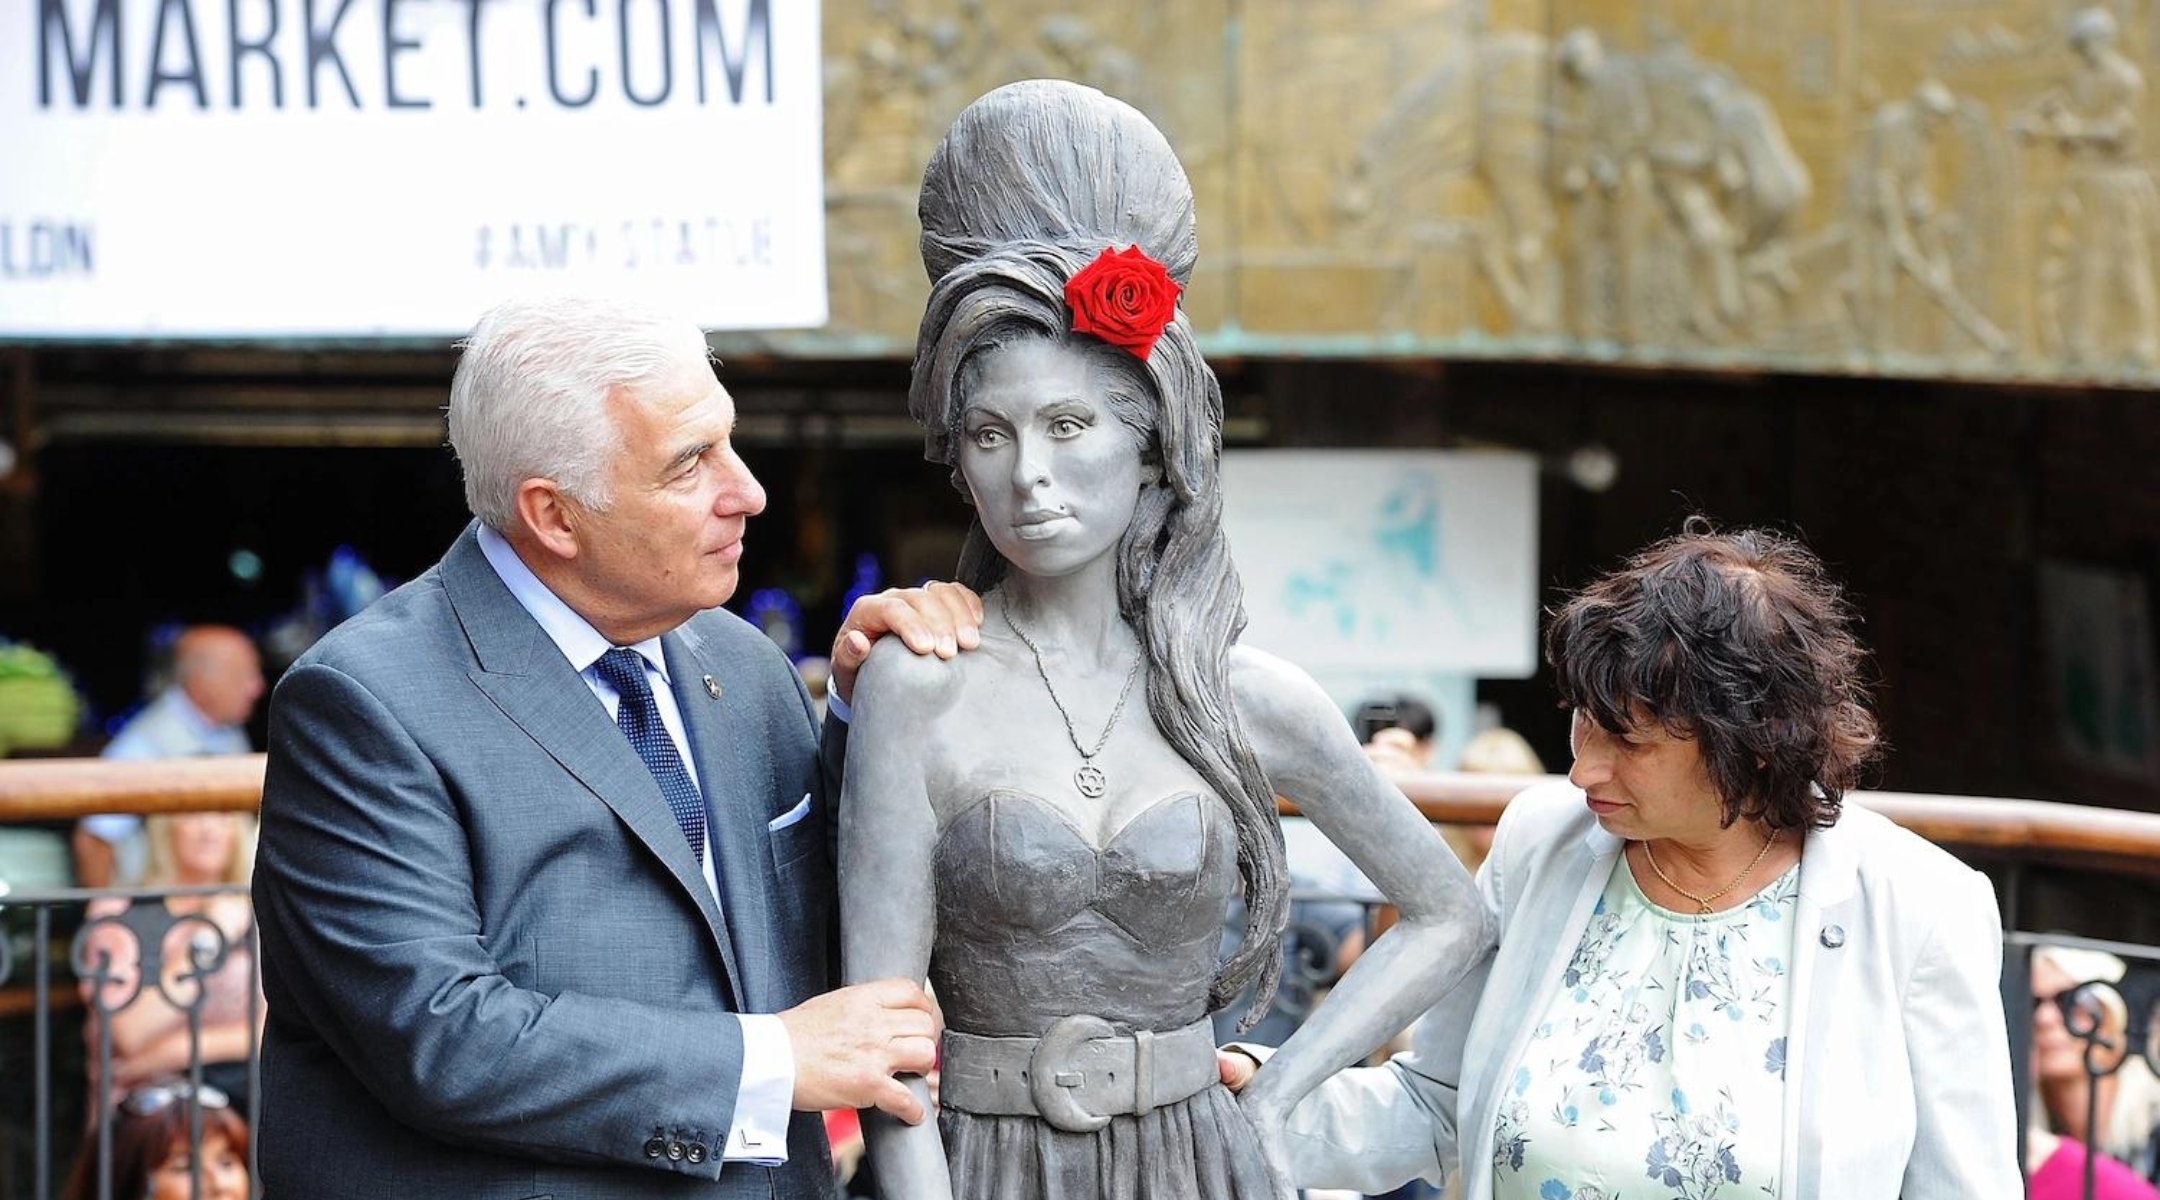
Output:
[1228, 519, 2020, 1200]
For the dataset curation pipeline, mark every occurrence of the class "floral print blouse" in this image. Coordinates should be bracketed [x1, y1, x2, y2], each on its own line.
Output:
[1491, 855, 1801, 1200]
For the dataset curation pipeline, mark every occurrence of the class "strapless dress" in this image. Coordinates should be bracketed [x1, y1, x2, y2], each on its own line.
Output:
[927, 788, 1276, 1200]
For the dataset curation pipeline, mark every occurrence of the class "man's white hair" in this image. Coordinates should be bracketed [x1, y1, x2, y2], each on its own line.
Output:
[447, 295, 712, 533]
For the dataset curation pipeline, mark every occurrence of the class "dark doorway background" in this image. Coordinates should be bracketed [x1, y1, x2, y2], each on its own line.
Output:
[4, 437, 968, 741]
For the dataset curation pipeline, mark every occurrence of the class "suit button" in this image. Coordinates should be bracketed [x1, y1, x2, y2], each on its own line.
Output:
[667, 1139, 686, 1161]
[1820, 924, 1846, 949]
[643, 1135, 666, 1159]
[687, 1143, 708, 1165]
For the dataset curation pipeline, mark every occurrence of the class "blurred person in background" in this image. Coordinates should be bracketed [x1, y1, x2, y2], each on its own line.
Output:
[78, 812, 262, 1114]
[61, 1077, 249, 1200]
[74, 626, 263, 887]
[1358, 695, 1440, 774]
[1444, 727, 1547, 875]
[2028, 945, 2160, 1199]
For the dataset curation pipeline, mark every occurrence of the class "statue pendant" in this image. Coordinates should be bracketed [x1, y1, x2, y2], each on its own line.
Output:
[1074, 762, 1107, 798]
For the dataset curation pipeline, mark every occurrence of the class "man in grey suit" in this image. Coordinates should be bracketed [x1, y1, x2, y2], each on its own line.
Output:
[253, 296, 977, 1199]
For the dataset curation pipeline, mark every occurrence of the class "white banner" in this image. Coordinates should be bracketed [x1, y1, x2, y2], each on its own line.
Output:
[1222, 450, 1540, 677]
[1, 0, 826, 337]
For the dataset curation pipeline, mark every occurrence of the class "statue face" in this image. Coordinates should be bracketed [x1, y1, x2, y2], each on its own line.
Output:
[957, 337, 1147, 580]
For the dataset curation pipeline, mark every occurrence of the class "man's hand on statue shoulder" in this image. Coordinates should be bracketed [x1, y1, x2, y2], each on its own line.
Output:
[830, 582, 984, 707]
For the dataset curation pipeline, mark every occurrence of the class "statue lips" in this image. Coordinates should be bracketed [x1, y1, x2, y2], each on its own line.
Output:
[1013, 509, 1073, 540]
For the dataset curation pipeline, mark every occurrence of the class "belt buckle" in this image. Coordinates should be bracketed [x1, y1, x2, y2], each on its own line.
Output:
[1028, 1013, 1117, 1133]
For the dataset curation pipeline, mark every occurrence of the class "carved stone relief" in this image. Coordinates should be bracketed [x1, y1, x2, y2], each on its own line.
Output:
[818, 2, 1218, 341]
[806, 0, 2160, 385]
[2014, 6, 2160, 369]
[1846, 81, 2013, 362]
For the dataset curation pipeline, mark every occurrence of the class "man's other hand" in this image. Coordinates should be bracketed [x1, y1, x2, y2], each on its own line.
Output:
[780, 979, 944, 1122]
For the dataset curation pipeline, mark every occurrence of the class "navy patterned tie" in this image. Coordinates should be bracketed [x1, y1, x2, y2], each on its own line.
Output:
[594, 648, 706, 865]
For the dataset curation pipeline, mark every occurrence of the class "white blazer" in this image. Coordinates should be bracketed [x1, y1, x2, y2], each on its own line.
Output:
[1282, 781, 2020, 1200]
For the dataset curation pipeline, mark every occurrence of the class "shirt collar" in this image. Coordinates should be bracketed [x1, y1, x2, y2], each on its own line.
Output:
[163, 686, 225, 738]
[476, 523, 670, 681]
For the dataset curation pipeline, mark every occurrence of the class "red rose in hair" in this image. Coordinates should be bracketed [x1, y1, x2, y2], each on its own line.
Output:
[1064, 245, 1183, 361]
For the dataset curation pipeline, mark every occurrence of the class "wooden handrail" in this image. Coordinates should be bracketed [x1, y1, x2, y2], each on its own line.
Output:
[4, 756, 2159, 875]
[1373, 775, 2160, 877]
[0, 754, 266, 820]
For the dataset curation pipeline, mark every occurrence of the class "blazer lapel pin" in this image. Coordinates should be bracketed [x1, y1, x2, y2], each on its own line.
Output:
[703, 674, 722, 699]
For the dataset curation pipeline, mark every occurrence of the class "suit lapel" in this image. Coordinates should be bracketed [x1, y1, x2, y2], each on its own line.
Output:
[438, 526, 739, 995]
[665, 622, 772, 1012]
[1780, 810, 1862, 1199]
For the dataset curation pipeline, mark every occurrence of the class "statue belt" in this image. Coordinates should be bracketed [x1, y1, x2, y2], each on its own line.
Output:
[938, 1014, 1219, 1134]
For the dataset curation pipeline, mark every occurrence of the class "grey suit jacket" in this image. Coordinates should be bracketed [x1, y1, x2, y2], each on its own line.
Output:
[1284, 781, 2020, 1200]
[254, 524, 840, 1200]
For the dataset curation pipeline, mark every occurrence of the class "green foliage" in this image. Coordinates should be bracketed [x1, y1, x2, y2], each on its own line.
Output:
[0, 640, 83, 753]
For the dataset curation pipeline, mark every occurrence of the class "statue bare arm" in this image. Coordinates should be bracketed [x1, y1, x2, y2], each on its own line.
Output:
[1226, 648, 1497, 1134]
[839, 639, 958, 1200]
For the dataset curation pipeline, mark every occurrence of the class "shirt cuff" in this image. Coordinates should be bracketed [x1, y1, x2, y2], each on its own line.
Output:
[724, 1014, 795, 1165]
[825, 690, 852, 724]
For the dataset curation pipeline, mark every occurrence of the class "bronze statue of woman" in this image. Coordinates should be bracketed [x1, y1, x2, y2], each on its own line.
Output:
[840, 79, 1492, 1200]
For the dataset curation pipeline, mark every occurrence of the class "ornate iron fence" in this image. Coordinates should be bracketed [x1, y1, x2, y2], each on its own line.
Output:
[2, 881, 258, 1200]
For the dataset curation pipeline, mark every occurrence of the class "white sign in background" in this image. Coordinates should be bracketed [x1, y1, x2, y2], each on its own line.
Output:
[1221, 450, 1540, 678]
[2, 0, 825, 337]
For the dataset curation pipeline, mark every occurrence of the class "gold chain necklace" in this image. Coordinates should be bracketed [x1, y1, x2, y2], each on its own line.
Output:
[1640, 830, 1779, 916]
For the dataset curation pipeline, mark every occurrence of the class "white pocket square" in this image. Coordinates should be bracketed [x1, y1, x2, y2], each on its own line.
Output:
[767, 793, 813, 832]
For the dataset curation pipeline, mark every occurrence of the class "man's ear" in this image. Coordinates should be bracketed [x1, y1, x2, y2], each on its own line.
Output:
[1140, 454, 1164, 486]
[514, 479, 581, 561]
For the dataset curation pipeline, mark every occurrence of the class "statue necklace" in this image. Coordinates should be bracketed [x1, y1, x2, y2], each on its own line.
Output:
[1004, 604, 1145, 800]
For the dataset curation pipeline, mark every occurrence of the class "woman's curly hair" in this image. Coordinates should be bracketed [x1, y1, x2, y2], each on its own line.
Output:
[1545, 517, 1883, 831]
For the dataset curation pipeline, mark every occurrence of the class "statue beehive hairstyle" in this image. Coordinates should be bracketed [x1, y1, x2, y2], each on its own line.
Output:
[917, 79, 1199, 288]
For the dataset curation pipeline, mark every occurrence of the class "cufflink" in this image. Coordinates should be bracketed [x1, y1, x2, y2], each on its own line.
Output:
[703, 675, 722, 699]
[1820, 924, 1846, 949]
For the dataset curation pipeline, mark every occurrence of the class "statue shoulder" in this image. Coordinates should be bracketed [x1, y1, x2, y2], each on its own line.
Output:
[851, 633, 967, 730]
[1226, 644, 1343, 752]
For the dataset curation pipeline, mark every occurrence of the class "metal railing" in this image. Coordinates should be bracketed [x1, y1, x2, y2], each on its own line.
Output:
[0, 758, 267, 1200]
[7, 757, 2160, 1199]
[2004, 931, 2160, 1197]
[3, 882, 259, 1200]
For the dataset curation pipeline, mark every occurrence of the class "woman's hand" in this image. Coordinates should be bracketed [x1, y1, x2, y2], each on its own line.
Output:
[1217, 1047, 1260, 1093]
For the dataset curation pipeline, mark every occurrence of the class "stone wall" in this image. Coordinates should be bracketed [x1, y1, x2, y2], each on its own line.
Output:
[806, 0, 2160, 387]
